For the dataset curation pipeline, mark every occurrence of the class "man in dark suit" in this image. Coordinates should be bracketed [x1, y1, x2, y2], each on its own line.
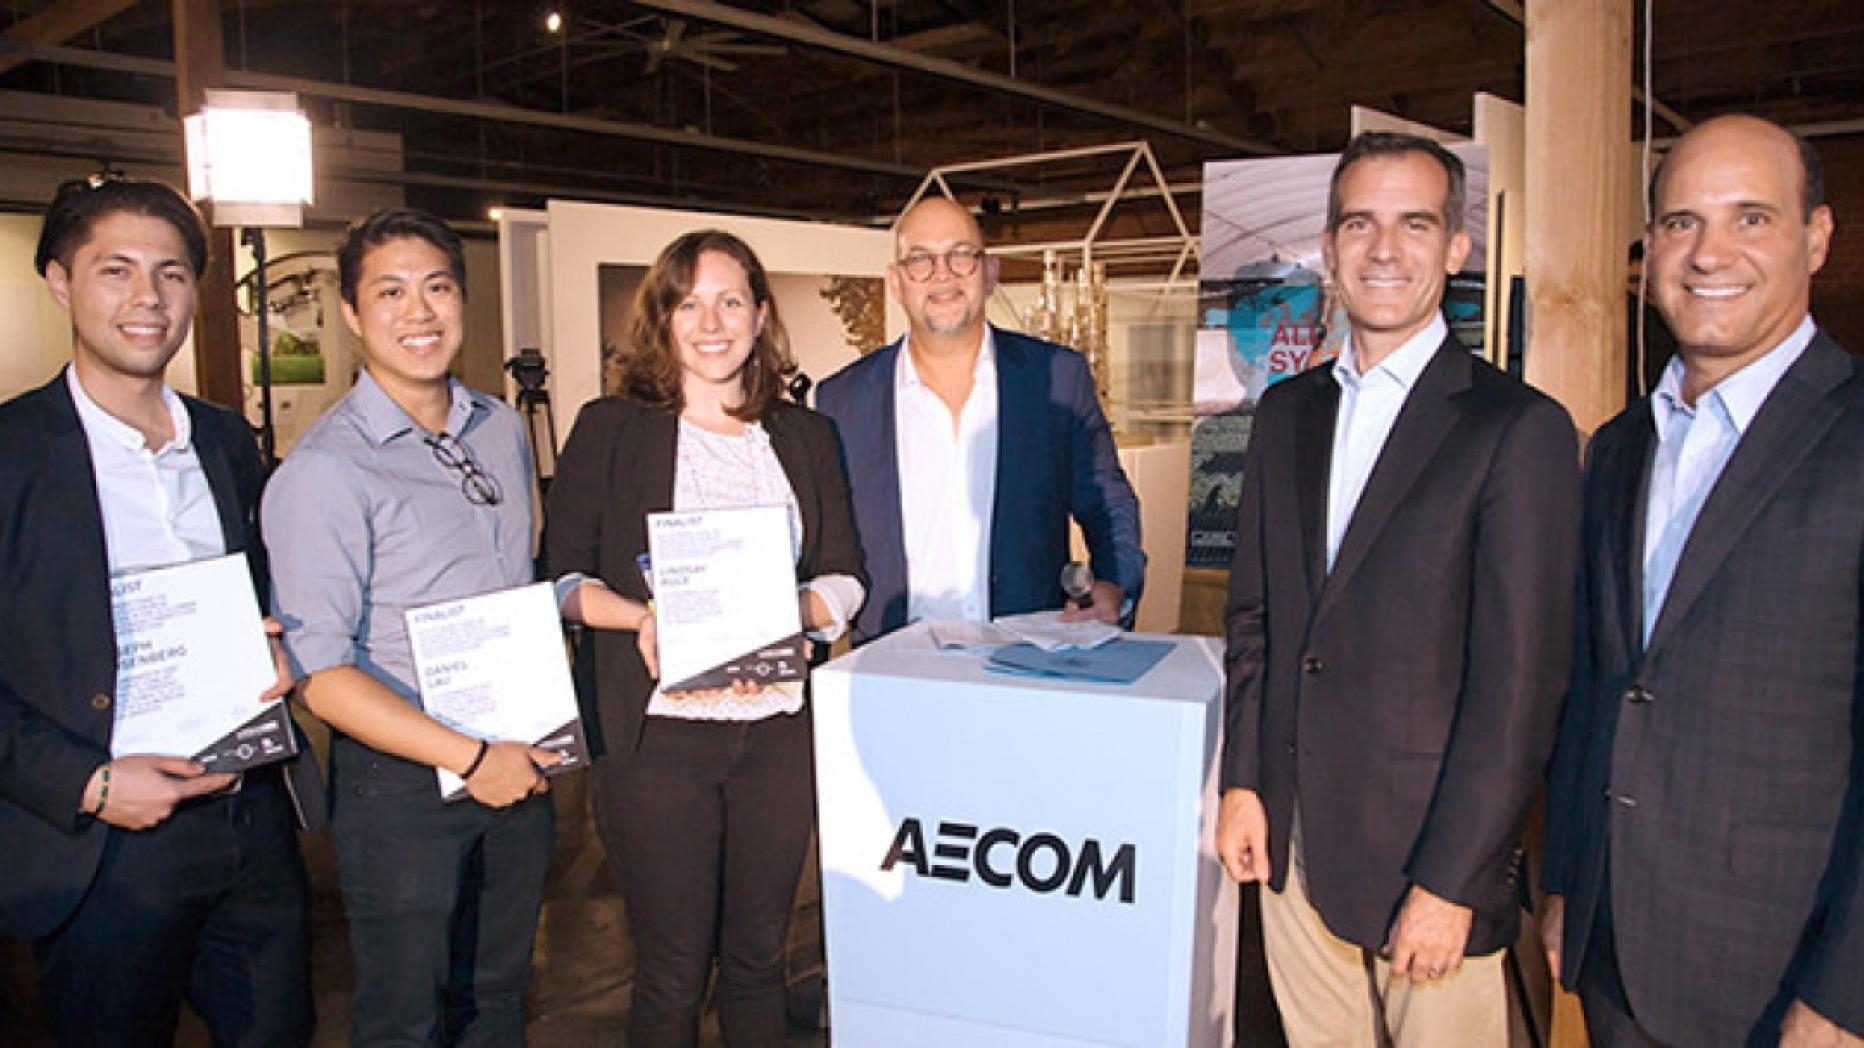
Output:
[1543, 115, 1862, 1048]
[815, 196, 1144, 643]
[1215, 132, 1580, 1045]
[0, 176, 312, 1045]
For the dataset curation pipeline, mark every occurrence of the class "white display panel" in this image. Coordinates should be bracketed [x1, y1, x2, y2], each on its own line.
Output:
[815, 626, 1236, 1047]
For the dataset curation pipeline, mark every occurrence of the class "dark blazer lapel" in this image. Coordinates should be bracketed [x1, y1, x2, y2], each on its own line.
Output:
[1643, 334, 1851, 658]
[764, 408, 819, 565]
[1603, 414, 1656, 659]
[989, 330, 1039, 565]
[186, 402, 249, 556]
[848, 342, 906, 606]
[640, 407, 679, 515]
[1292, 369, 1338, 600]
[43, 375, 113, 625]
[1313, 338, 1469, 625]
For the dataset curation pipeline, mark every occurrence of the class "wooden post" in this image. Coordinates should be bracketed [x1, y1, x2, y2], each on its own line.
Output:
[172, 0, 245, 414]
[1524, 0, 1635, 438]
[1526, 9, 1632, 1048]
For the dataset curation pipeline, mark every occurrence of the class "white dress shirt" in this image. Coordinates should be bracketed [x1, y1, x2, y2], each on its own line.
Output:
[896, 329, 999, 623]
[1641, 315, 1814, 644]
[67, 365, 224, 575]
[1325, 316, 1446, 571]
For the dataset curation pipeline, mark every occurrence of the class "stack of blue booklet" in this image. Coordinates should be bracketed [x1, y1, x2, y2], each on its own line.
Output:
[985, 638, 1174, 685]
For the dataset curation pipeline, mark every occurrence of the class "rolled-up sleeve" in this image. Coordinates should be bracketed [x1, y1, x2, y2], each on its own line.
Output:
[261, 447, 372, 678]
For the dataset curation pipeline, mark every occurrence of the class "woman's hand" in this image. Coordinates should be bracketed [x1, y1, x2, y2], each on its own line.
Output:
[661, 679, 765, 702]
[636, 610, 660, 679]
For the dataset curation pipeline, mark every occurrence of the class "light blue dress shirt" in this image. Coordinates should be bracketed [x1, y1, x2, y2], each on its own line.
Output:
[264, 369, 537, 705]
[1325, 316, 1447, 571]
[1641, 316, 1816, 644]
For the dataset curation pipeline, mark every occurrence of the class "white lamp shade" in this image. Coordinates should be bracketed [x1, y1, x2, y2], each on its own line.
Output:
[185, 90, 314, 227]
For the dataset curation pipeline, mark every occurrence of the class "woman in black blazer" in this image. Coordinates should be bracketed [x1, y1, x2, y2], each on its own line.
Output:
[546, 229, 865, 1047]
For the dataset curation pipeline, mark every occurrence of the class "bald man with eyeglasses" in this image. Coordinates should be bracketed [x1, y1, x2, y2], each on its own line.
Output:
[816, 196, 1145, 644]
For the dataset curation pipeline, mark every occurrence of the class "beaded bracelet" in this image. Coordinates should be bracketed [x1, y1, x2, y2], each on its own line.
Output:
[91, 762, 112, 816]
[460, 739, 491, 781]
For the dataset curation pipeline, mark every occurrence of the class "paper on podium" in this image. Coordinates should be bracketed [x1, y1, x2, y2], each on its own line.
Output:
[647, 506, 805, 693]
[406, 582, 588, 801]
[109, 553, 297, 773]
[985, 638, 1176, 684]
[991, 609, 1121, 651]
[924, 619, 1015, 651]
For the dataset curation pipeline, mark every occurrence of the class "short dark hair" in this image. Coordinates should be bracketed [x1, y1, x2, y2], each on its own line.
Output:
[619, 229, 795, 422]
[1648, 116, 1827, 220]
[337, 207, 467, 307]
[1326, 132, 1468, 235]
[34, 174, 210, 278]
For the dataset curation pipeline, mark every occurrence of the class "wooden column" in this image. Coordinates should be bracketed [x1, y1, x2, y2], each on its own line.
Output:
[1524, 0, 1634, 438]
[172, 0, 244, 413]
[1526, 6, 1633, 1047]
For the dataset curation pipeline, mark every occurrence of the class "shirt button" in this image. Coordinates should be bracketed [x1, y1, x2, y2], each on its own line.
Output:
[1623, 685, 1653, 704]
[90, 693, 111, 710]
[1302, 656, 1322, 675]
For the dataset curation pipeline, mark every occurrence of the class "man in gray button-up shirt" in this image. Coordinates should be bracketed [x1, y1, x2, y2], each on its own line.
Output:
[265, 208, 558, 1045]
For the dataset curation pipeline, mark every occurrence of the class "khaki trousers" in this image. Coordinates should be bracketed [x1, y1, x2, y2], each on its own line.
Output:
[1260, 828, 1507, 1048]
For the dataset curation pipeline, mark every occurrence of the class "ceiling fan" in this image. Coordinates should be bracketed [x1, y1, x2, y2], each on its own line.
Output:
[638, 18, 785, 73]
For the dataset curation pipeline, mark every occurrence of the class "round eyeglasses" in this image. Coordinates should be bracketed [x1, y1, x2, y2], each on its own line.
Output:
[893, 245, 984, 283]
[425, 432, 502, 507]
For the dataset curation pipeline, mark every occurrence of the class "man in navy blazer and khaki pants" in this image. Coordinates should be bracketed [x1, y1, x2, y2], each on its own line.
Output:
[1543, 115, 1864, 1047]
[1216, 133, 1581, 1046]
[816, 195, 1144, 641]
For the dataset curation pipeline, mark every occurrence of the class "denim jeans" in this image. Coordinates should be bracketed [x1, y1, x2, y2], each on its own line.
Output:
[35, 768, 313, 1048]
[331, 740, 555, 1047]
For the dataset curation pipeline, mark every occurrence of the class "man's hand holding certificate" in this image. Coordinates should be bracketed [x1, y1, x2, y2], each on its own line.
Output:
[109, 553, 298, 774]
[406, 582, 588, 802]
[647, 506, 806, 694]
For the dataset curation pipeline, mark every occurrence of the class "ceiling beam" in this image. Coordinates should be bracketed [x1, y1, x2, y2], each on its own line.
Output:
[628, 0, 1280, 154]
[0, 38, 1052, 201]
[0, 0, 139, 74]
[0, 38, 920, 179]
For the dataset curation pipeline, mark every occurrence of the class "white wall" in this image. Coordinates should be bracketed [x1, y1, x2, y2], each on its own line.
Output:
[542, 200, 898, 446]
[0, 213, 72, 400]
[0, 212, 209, 402]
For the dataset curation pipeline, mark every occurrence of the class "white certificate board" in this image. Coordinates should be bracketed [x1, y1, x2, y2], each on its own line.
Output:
[406, 581, 587, 801]
[109, 553, 295, 772]
[647, 506, 805, 693]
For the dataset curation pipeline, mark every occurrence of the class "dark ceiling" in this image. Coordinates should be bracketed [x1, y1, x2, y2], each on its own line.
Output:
[1, 0, 1860, 240]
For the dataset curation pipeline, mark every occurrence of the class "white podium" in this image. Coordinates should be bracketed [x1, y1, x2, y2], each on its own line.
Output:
[813, 626, 1236, 1047]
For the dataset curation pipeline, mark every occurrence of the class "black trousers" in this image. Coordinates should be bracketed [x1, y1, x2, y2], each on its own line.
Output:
[596, 711, 815, 1048]
[34, 768, 313, 1048]
[330, 743, 555, 1047]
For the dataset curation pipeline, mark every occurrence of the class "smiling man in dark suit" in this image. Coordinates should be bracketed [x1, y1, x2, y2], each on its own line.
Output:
[1215, 132, 1580, 1046]
[0, 176, 312, 1046]
[1542, 114, 1863, 1048]
[815, 195, 1144, 642]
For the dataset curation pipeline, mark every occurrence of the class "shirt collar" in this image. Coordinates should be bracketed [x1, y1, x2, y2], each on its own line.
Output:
[1334, 314, 1446, 393]
[65, 363, 192, 453]
[351, 367, 482, 445]
[1650, 315, 1816, 440]
[895, 325, 997, 395]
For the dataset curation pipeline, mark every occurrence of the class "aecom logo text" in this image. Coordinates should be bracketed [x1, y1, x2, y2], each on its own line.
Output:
[881, 818, 1137, 904]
